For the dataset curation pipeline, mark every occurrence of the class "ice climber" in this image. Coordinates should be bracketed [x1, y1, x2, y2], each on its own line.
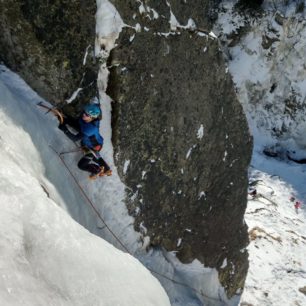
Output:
[58, 103, 112, 179]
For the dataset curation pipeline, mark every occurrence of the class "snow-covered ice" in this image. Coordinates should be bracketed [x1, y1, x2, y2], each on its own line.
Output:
[241, 149, 306, 306]
[0, 66, 170, 306]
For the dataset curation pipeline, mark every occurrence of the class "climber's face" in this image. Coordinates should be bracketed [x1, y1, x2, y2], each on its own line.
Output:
[82, 112, 94, 123]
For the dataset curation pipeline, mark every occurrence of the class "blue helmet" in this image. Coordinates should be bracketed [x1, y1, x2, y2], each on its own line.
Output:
[83, 104, 101, 118]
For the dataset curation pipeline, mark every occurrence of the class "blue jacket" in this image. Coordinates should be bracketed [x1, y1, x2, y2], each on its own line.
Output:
[61, 116, 104, 151]
[78, 118, 104, 149]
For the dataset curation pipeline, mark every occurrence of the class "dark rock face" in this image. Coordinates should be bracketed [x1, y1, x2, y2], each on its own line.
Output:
[108, 1, 252, 297]
[0, 0, 97, 109]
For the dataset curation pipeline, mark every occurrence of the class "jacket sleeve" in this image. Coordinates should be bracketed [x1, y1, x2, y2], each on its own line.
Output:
[58, 123, 82, 142]
[58, 115, 82, 142]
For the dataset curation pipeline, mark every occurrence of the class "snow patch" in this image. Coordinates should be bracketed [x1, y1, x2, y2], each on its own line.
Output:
[197, 124, 204, 139]
[123, 160, 130, 174]
[186, 145, 197, 159]
[65, 88, 82, 104]
[198, 191, 206, 200]
[221, 259, 227, 269]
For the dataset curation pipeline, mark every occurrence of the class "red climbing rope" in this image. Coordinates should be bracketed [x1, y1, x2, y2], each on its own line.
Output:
[49, 145, 130, 253]
[49, 144, 223, 304]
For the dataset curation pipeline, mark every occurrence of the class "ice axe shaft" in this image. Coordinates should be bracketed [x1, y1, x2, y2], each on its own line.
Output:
[36, 101, 64, 124]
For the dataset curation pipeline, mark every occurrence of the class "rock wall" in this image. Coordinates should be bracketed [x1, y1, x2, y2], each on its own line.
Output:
[107, 0, 252, 297]
[0, 0, 97, 109]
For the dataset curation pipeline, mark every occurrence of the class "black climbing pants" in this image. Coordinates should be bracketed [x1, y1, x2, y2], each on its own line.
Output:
[78, 152, 110, 175]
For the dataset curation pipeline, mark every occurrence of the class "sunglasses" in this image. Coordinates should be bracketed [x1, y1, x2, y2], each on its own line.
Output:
[83, 112, 93, 118]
